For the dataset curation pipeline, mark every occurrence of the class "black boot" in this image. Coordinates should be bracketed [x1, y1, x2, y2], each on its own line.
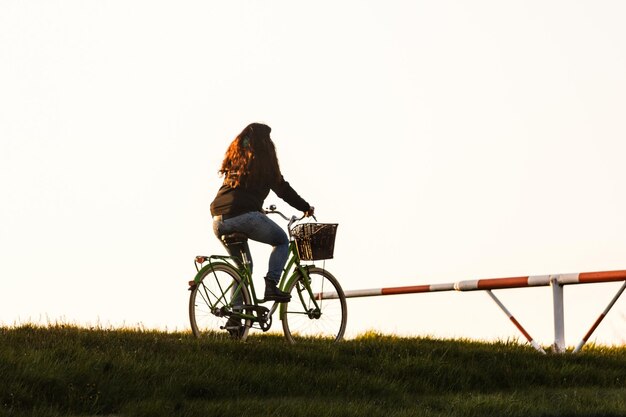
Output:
[264, 278, 291, 302]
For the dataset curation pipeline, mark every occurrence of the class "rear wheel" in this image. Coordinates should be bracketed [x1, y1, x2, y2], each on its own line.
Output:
[189, 263, 252, 341]
[282, 267, 347, 343]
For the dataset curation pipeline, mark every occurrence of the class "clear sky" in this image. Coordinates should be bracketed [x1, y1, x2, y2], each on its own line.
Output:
[1, 1, 625, 348]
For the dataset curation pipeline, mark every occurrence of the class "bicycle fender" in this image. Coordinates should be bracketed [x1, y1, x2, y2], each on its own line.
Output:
[190, 260, 237, 287]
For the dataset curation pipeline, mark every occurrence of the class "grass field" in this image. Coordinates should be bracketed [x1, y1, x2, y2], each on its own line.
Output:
[1, 324, 625, 417]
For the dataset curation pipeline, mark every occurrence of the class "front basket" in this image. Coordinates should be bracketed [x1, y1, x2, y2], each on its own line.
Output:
[291, 223, 338, 261]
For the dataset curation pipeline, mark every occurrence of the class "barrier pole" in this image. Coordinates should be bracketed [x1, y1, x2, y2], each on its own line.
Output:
[573, 281, 626, 353]
[486, 290, 546, 354]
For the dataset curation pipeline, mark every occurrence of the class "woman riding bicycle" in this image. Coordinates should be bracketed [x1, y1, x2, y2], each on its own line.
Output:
[210, 122, 314, 302]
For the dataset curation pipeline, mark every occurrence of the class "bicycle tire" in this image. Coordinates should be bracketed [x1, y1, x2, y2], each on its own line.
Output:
[281, 267, 347, 343]
[189, 262, 252, 341]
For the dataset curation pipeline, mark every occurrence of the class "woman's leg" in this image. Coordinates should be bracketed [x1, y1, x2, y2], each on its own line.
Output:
[216, 211, 289, 283]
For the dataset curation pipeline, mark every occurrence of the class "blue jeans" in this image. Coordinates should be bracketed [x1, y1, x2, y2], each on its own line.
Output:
[213, 211, 289, 283]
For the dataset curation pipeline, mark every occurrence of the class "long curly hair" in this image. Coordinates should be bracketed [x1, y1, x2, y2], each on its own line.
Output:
[219, 123, 282, 188]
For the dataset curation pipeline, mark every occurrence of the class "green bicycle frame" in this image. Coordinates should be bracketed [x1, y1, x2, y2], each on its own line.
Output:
[191, 239, 323, 324]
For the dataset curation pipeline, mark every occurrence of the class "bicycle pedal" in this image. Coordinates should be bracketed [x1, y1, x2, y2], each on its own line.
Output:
[261, 296, 292, 303]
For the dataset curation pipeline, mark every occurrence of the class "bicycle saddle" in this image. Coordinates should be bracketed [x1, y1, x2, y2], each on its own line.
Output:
[221, 232, 248, 245]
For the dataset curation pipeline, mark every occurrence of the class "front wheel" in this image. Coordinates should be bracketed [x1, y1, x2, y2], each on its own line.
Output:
[189, 262, 252, 341]
[281, 267, 347, 343]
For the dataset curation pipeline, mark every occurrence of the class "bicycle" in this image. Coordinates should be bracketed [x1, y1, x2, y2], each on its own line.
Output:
[188, 205, 347, 343]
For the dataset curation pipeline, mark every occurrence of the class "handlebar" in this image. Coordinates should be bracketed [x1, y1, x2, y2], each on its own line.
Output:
[263, 204, 316, 231]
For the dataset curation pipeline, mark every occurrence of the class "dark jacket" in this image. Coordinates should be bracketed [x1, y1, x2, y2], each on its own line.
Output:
[210, 174, 310, 216]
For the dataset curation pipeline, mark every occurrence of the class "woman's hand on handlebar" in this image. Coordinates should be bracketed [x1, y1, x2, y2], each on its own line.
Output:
[304, 206, 316, 221]
[304, 206, 315, 218]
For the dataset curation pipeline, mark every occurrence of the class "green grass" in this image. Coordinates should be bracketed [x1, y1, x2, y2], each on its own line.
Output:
[1, 325, 625, 417]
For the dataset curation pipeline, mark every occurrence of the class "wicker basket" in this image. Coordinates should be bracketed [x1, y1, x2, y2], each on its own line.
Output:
[291, 223, 338, 261]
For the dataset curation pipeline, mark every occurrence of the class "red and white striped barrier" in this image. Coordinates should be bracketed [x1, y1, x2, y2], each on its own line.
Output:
[333, 270, 626, 298]
[319, 269, 626, 353]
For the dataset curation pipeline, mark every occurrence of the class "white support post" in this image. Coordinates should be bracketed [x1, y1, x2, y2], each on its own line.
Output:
[551, 275, 566, 353]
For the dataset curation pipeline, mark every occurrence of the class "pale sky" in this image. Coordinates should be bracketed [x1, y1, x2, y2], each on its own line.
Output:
[1, 1, 625, 348]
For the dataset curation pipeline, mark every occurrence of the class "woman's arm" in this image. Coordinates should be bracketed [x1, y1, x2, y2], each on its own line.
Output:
[271, 175, 311, 213]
